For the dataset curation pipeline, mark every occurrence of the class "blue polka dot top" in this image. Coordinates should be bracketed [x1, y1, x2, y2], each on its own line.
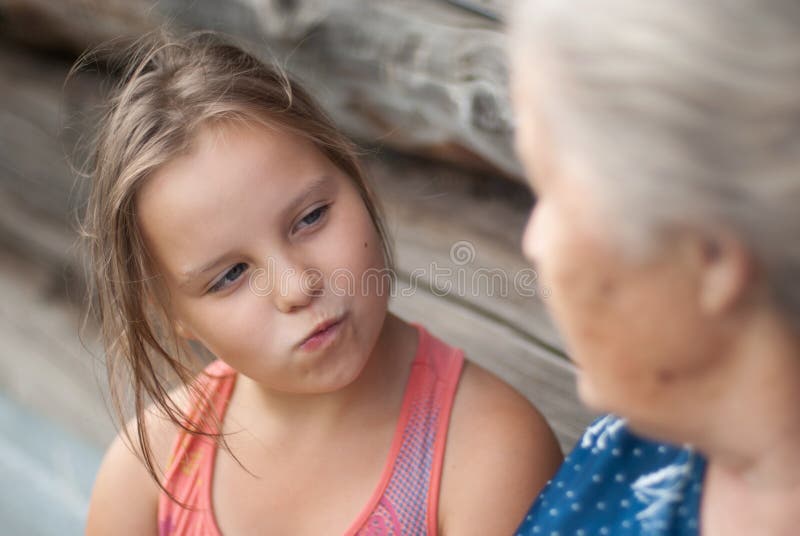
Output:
[516, 415, 706, 536]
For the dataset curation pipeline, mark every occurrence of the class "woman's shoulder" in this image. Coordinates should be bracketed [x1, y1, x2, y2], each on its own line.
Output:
[516, 415, 706, 536]
[561, 415, 705, 477]
[437, 357, 564, 535]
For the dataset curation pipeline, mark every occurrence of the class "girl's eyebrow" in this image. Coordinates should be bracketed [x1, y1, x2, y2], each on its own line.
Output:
[279, 174, 335, 223]
[179, 252, 236, 288]
[177, 174, 335, 288]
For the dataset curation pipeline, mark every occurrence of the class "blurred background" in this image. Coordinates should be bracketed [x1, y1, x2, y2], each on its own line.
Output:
[0, 1, 592, 533]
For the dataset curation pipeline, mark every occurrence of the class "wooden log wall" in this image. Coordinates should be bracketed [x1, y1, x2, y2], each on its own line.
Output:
[0, 1, 594, 456]
[0, 0, 521, 177]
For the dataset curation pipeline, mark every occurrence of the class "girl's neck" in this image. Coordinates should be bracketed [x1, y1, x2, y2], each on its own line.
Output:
[227, 313, 418, 439]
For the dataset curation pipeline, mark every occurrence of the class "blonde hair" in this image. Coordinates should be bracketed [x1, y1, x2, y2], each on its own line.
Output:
[73, 29, 394, 491]
[510, 0, 800, 328]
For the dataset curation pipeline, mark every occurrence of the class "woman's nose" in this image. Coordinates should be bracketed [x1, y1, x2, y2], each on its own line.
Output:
[522, 206, 539, 266]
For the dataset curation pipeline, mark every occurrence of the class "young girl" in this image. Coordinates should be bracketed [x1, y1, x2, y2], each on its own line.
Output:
[81, 31, 561, 535]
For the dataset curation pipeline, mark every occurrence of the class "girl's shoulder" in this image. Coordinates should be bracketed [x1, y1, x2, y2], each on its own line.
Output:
[435, 353, 564, 535]
[85, 366, 218, 536]
[85, 405, 178, 535]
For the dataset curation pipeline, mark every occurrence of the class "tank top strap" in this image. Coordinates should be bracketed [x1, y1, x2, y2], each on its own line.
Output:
[157, 360, 236, 536]
[349, 323, 465, 535]
[411, 322, 465, 534]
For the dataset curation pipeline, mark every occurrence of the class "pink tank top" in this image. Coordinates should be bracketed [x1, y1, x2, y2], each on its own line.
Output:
[157, 323, 464, 535]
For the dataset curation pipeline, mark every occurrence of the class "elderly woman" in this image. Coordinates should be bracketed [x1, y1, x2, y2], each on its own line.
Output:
[509, 1, 800, 534]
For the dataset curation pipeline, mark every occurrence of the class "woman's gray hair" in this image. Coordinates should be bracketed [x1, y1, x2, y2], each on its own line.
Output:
[510, 0, 800, 326]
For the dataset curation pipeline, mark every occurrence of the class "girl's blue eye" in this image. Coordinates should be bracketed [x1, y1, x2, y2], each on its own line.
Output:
[208, 262, 247, 293]
[295, 204, 329, 232]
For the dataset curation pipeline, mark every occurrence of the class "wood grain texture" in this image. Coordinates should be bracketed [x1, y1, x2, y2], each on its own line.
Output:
[0, 0, 524, 177]
[0, 41, 592, 452]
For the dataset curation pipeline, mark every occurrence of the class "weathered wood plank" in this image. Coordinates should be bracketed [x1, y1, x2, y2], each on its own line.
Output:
[368, 154, 565, 353]
[391, 285, 593, 449]
[0, 0, 523, 177]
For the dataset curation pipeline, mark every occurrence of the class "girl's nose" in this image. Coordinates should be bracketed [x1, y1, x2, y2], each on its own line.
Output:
[272, 262, 324, 314]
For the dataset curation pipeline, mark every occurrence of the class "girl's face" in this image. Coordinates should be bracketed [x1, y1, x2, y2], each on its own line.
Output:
[136, 122, 389, 394]
[511, 71, 735, 434]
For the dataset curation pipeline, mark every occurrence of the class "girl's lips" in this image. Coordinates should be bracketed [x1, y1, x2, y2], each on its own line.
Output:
[298, 314, 347, 352]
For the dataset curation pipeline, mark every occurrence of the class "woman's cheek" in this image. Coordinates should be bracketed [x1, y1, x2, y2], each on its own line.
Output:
[522, 205, 540, 266]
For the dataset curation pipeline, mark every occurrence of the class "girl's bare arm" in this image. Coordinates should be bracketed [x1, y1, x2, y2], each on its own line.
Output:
[437, 361, 563, 536]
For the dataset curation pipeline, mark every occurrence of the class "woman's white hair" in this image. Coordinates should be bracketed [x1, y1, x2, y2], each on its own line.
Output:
[510, 0, 800, 326]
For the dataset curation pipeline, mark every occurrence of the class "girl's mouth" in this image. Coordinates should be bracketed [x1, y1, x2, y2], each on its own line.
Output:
[298, 313, 347, 352]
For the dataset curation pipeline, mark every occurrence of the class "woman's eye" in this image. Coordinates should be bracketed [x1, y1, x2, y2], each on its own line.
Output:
[208, 262, 247, 293]
[295, 204, 329, 232]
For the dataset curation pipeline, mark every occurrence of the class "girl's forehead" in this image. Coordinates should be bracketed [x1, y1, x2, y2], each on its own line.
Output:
[134, 123, 340, 281]
[139, 122, 327, 209]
